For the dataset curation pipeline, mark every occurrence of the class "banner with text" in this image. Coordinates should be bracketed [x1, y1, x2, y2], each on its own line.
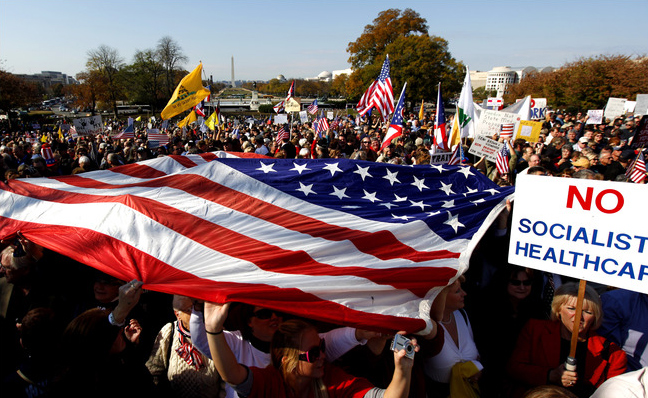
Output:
[509, 174, 648, 294]
[530, 98, 547, 120]
[604, 97, 627, 120]
[515, 120, 543, 142]
[476, 110, 521, 137]
[586, 110, 604, 125]
[72, 116, 103, 135]
[430, 151, 453, 164]
[468, 135, 502, 162]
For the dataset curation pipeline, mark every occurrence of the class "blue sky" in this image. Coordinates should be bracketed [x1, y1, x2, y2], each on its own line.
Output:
[1, 0, 646, 81]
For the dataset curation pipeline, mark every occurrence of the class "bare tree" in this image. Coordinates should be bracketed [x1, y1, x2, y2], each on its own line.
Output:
[87, 45, 124, 115]
[157, 36, 188, 97]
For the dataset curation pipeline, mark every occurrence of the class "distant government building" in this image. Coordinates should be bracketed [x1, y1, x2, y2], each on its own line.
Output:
[470, 66, 554, 97]
[16, 71, 78, 88]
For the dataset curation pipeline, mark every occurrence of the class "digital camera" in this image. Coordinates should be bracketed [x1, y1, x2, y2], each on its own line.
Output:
[391, 334, 415, 359]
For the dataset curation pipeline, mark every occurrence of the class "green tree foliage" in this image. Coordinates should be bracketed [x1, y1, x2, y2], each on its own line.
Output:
[122, 49, 166, 111]
[505, 55, 648, 112]
[472, 87, 497, 102]
[0, 69, 40, 111]
[346, 8, 464, 109]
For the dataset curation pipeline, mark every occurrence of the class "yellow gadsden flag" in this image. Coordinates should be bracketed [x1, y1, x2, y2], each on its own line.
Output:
[161, 63, 210, 120]
[177, 110, 197, 128]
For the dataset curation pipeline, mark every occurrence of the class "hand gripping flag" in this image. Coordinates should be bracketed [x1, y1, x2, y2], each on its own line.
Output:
[0, 154, 512, 333]
[161, 63, 211, 120]
[433, 83, 448, 151]
[357, 55, 394, 121]
[380, 83, 407, 151]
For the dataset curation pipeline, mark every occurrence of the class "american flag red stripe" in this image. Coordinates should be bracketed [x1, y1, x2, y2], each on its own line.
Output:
[0, 153, 512, 333]
[496, 143, 510, 176]
[357, 56, 394, 121]
[148, 132, 169, 145]
[627, 151, 646, 183]
[276, 126, 289, 142]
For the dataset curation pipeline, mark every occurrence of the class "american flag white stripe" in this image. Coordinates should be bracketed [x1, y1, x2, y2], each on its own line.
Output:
[0, 153, 512, 332]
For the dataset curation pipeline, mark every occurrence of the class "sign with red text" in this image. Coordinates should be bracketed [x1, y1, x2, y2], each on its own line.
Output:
[468, 135, 502, 162]
[509, 174, 648, 294]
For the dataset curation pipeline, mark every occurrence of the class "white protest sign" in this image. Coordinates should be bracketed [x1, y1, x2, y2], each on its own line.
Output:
[624, 101, 637, 114]
[327, 111, 334, 120]
[604, 97, 627, 120]
[635, 94, 648, 116]
[73, 115, 103, 135]
[299, 110, 308, 124]
[429, 151, 453, 164]
[468, 135, 502, 162]
[274, 114, 288, 125]
[509, 174, 648, 294]
[476, 110, 521, 137]
[529, 98, 547, 120]
[586, 110, 604, 125]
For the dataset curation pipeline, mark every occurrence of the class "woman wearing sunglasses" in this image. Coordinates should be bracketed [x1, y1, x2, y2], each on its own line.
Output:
[190, 304, 377, 398]
[204, 302, 418, 398]
[470, 266, 544, 397]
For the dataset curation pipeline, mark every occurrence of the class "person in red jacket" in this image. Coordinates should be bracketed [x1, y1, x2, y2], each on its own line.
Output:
[507, 282, 626, 398]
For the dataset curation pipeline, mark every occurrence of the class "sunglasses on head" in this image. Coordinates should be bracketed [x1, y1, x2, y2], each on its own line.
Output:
[252, 309, 278, 320]
[509, 279, 532, 286]
[299, 338, 326, 363]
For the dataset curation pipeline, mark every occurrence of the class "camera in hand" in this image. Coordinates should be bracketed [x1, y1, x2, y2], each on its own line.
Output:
[391, 334, 415, 359]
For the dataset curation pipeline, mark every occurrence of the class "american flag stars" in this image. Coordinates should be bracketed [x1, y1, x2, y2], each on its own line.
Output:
[245, 159, 513, 239]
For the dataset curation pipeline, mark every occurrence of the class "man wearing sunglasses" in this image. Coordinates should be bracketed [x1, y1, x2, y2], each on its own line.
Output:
[190, 304, 375, 398]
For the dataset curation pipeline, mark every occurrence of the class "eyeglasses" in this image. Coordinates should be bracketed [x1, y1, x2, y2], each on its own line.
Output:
[509, 279, 532, 286]
[299, 338, 326, 363]
[252, 309, 278, 320]
[362, 141, 370, 144]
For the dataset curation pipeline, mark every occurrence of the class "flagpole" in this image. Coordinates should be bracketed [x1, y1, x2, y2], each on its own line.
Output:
[566, 280, 588, 373]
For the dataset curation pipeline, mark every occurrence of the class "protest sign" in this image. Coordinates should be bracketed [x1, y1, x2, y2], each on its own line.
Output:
[515, 120, 542, 142]
[529, 98, 547, 120]
[429, 151, 452, 164]
[285, 98, 301, 113]
[72, 116, 103, 135]
[487, 97, 503, 110]
[604, 97, 627, 120]
[631, 115, 648, 149]
[327, 111, 334, 120]
[476, 110, 521, 137]
[274, 114, 288, 125]
[586, 110, 604, 125]
[635, 94, 648, 116]
[299, 110, 308, 124]
[509, 174, 648, 294]
[624, 101, 637, 114]
[468, 135, 502, 162]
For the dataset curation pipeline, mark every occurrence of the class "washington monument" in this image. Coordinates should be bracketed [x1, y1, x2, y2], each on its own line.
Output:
[231, 56, 235, 88]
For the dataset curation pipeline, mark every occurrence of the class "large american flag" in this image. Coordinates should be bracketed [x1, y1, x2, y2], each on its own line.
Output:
[0, 153, 512, 333]
[114, 124, 135, 139]
[148, 130, 170, 145]
[356, 55, 394, 121]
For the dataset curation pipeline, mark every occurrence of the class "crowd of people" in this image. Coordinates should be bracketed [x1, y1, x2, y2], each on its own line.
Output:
[0, 107, 646, 398]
